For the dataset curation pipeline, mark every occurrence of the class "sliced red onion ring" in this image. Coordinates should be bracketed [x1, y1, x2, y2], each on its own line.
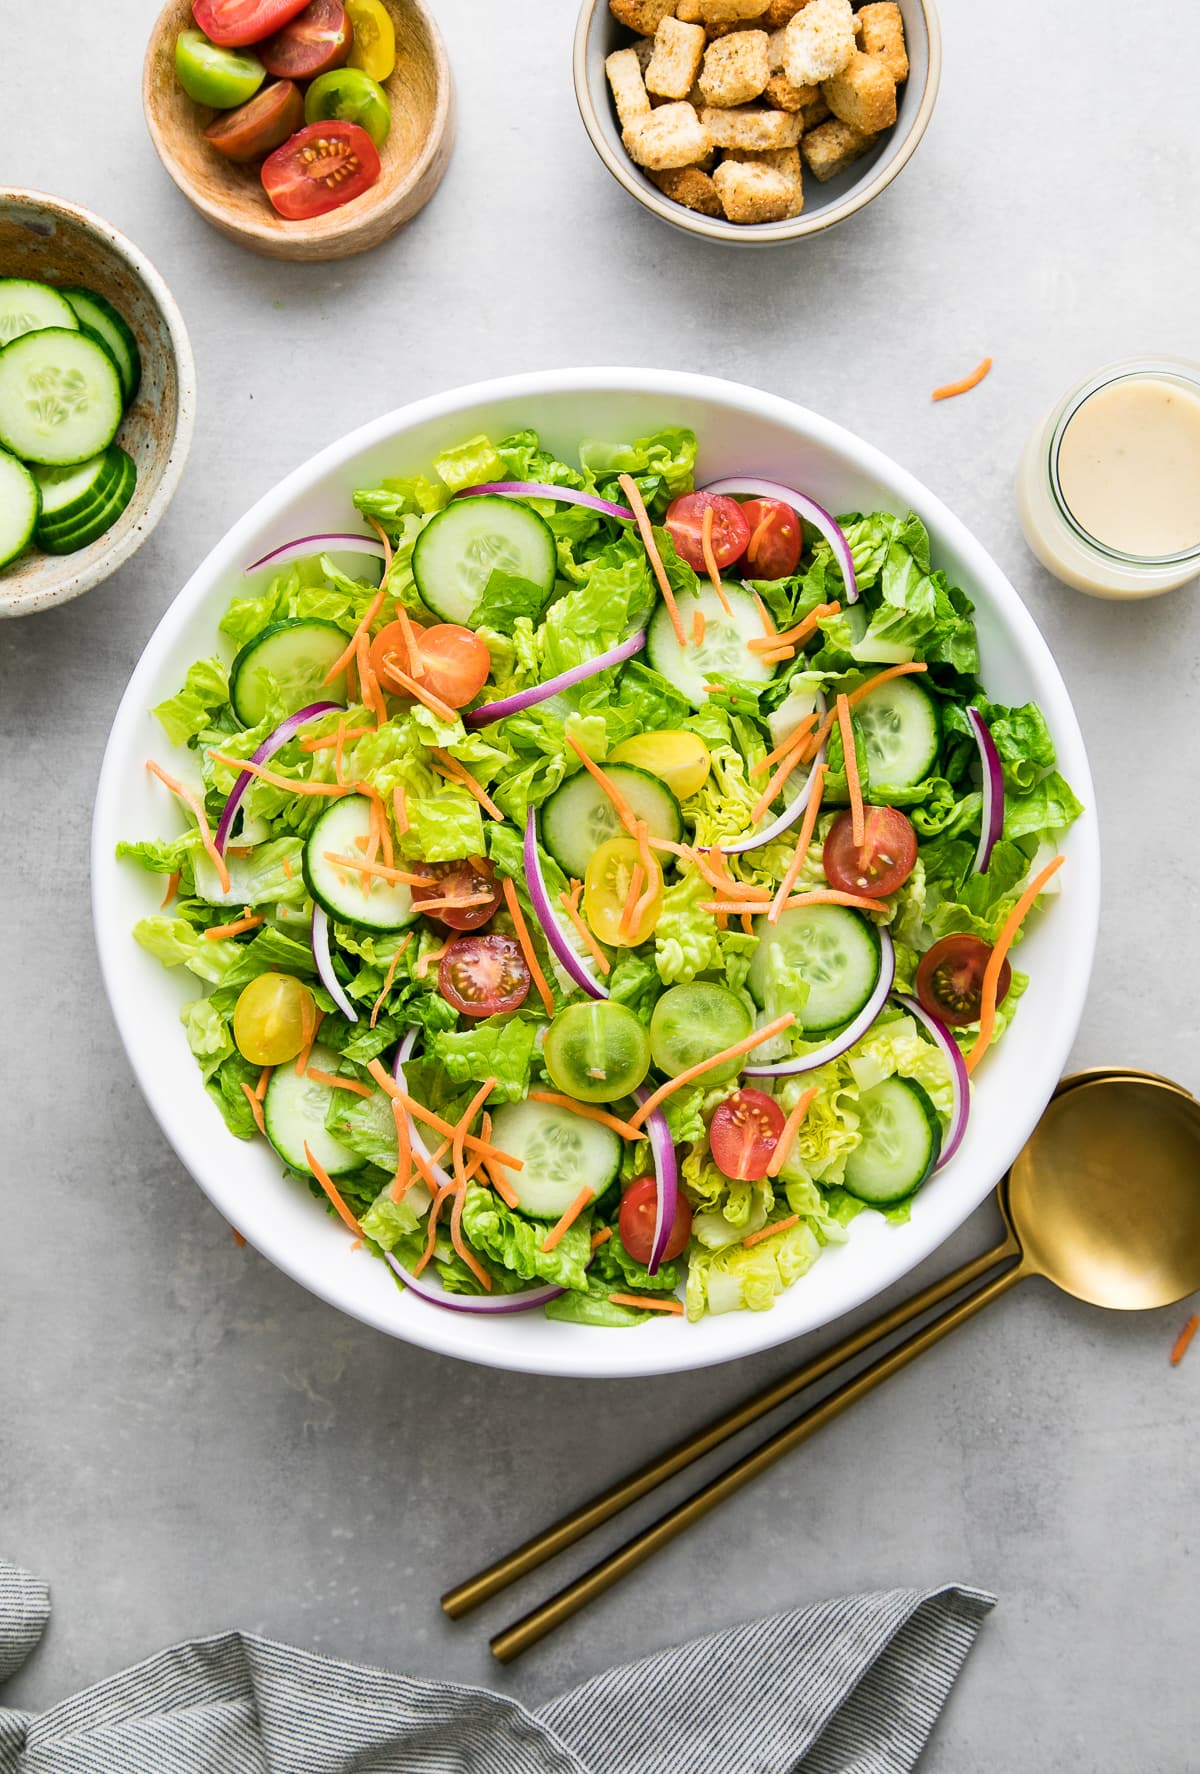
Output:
[967, 707, 1004, 874]
[896, 994, 970, 1170]
[523, 810, 608, 1000]
[311, 905, 358, 1025]
[702, 477, 858, 604]
[244, 533, 388, 575]
[457, 481, 634, 522]
[214, 700, 341, 854]
[394, 1028, 454, 1194]
[715, 691, 827, 857]
[383, 1253, 567, 1314]
[465, 630, 646, 728]
[744, 927, 895, 1076]
[634, 1086, 680, 1276]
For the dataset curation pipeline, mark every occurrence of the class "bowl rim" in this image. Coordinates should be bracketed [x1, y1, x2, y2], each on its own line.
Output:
[91, 366, 1100, 1379]
[0, 185, 196, 619]
[573, 0, 942, 244]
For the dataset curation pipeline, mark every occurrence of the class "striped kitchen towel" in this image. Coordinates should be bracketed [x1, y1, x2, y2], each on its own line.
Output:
[0, 1558, 991, 1773]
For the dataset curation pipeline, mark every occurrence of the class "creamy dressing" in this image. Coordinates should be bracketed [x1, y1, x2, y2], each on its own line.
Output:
[1056, 376, 1200, 558]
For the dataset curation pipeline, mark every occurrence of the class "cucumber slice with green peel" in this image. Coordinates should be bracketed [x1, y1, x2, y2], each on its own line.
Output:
[0, 448, 40, 568]
[33, 447, 124, 526]
[650, 981, 752, 1084]
[748, 903, 882, 1033]
[35, 448, 135, 553]
[412, 495, 557, 625]
[487, 1097, 623, 1220]
[0, 279, 79, 347]
[61, 287, 142, 404]
[646, 580, 777, 710]
[842, 1075, 941, 1205]
[263, 1043, 361, 1178]
[0, 328, 124, 466]
[851, 672, 941, 790]
[303, 795, 419, 931]
[229, 617, 350, 726]
[539, 762, 683, 880]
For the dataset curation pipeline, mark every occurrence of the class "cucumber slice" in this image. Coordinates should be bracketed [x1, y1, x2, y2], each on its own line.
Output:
[852, 673, 941, 790]
[303, 795, 418, 931]
[60, 287, 141, 405]
[748, 903, 881, 1033]
[0, 328, 123, 466]
[488, 1097, 623, 1220]
[229, 617, 350, 726]
[263, 1043, 361, 1177]
[540, 762, 683, 880]
[649, 981, 752, 1083]
[0, 448, 40, 568]
[0, 278, 79, 347]
[646, 581, 776, 711]
[35, 447, 135, 553]
[32, 447, 123, 526]
[412, 495, 556, 625]
[842, 1076, 941, 1204]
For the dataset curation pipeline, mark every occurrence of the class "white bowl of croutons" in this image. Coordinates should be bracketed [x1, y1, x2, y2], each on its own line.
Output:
[575, 0, 939, 240]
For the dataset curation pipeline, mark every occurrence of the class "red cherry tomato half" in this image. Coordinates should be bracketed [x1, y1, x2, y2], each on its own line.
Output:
[916, 934, 1012, 1029]
[370, 616, 426, 692]
[260, 0, 352, 78]
[740, 497, 803, 580]
[414, 625, 492, 709]
[618, 1175, 693, 1266]
[260, 120, 380, 220]
[438, 934, 530, 1019]
[823, 806, 918, 899]
[411, 857, 502, 932]
[193, 0, 311, 48]
[203, 79, 305, 162]
[708, 1088, 786, 1182]
[664, 492, 751, 574]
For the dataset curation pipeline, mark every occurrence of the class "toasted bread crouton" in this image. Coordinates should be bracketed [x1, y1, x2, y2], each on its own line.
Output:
[760, 0, 812, 23]
[609, 0, 675, 33]
[782, 0, 855, 84]
[675, 0, 703, 17]
[646, 16, 707, 97]
[624, 101, 711, 168]
[722, 144, 804, 215]
[632, 35, 656, 71]
[800, 114, 878, 180]
[856, 2, 908, 82]
[651, 165, 724, 214]
[713, 157, 794, 222]
[699, 29, 770, 104]
[821, 50, 896, 131]
[763, 69, 818, 110]
[766, 26, 787, 68]
[606, 48, 653, 128]
[701, 103, 802, 148]
[697, 0, 766, 19]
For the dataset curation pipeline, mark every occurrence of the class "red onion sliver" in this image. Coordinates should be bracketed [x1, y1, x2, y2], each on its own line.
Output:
[394, 1028, 455, 1194]
[384, 1252, 567, 1314]
[967, 707, 1005, 874]
[311, 905, 358, 1025]
[714, 691, 827, 857]
[465, 630, 646, 728]
[457, 481, 634, 522]
[744, 928, 895, 1077]
[702, 477, 858, 604]
[214, 699, 342, 854]
[244, 533, 388, 575]
[634, 1087, 681, 1276]
[523, 810, 608, 1000]
[896, 994, 970, 1169]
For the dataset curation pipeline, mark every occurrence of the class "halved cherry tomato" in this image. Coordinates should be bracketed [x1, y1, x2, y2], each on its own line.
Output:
[411, 857, 502, 932]
[260, 0, 352, 78]
[346, 0, 395, 79]
[193, 0, 310, 48]
[204, 79, 304, 161]
[584, 837, 662, 947]
[233, 973, 315, 1065]
[823, 806, 918, 899]
[916, 934, 1012, 1028]
[415, 625, 492, 709]
[740, 497, 803, 580]
[709, 1089, 786, 1182]
[619, 1175, 693, 1266]
[175, 28, 266, 106]
[370, 617, 426, 690]
[438, 933, 530, 1018]
[260, 119, 380, 218]
[664, 492, 751, 573]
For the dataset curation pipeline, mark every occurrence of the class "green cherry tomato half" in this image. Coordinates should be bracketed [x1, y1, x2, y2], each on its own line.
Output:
[543, 1002, 651, 1104]
[649, 981, 752, 1085]
[175, 28, 266, 107]
[304, 66, 391, 148]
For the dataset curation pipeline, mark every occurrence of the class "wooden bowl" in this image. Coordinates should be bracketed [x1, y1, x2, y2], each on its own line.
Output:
[143, 0, 454, 261]
[0, 189, 196, 620]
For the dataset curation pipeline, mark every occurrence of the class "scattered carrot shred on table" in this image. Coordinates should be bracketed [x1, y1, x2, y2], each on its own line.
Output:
[231, 1227, 246, 1249]
[932, 356, 993, 402]
[1171, 1314, 1199, 1367]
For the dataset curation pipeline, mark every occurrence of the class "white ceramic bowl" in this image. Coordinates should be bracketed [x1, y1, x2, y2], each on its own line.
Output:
[92, 368, 1099, 1379]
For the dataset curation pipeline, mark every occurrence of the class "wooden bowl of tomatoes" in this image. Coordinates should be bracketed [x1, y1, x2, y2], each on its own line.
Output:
[143, 0, 454, 261]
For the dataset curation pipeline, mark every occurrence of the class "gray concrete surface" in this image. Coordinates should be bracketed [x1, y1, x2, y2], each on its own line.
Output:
[3, 1, 1198, 1764]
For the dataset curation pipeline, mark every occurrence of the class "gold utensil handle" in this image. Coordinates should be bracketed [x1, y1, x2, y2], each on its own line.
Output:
[489, 1258, 1024, 1664]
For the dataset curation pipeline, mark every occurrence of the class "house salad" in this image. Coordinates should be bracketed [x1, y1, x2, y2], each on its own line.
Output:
[119, 424, 1082, 1327]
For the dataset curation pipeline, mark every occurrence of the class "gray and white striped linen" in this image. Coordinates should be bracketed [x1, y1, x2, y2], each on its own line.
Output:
[0, 1558, 992, 1773]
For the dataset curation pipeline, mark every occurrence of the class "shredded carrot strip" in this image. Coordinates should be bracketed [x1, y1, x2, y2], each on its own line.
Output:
[389, 1097, 414, 1202]
[618, 472, 687, 646]
[565, 736, 639, 837]
[858, 803, 884, 871]
[743, 1213, 801, 1250]
[413, 1182, 453, 1276]
[282, 856, 294, 880]
[750, 740, 810, 823]
[740, 911, 754, 936]
[1171, 1314, 1199, 1367]
[632, 820, 660, 927]
[301, 726, 372, 753]
[414, 939, 450, 981]
[630, 1013, 795, 1128]
[395, 603, 424, 680]
[541, 1185, 595, 1254]
[323, 586, 386, 687]
[389, 667, 457, 725]
[804, 665, 930, 762]
[502, 877, 555, 1017]
[707, 889, 882, 917]
[356, 628, 388, 727]
[295, 1004, 323, 1077]
[408, 1134, 447, 1200]
[255, 1065, 272, 1102]
[432, 751, 504, 821]
[304, 1143, 362, 1234]
[836, 693, 864, 847]
[370, 933, 413, 1029]
[769, 763, 827, 922]
[160, 870, 181, 908]
[146, 760, 232, 895]
[356, 780, 395, 870]
[365, 513, 394, 579]
[752, 715, 818, 777]
[746, 601, 839, 654]
[932, 356, 993, 402]
[965, 855, 1065, 1072]
[766, 1087, 818, 1177]
[699, 505, 732, 613]
[528, 1092, 643, 1141]
[618, 862, 646, 941]
[241, 1081, 267, 1136]
[305, 1068, 373, 1099]
[392, 784, 409, 835]
[692, 606, 706, 647]
[482, 1153, 521, 1209]
[205, 911, 264, 942]
[449, 1182, 492, 1290]
[333, 718, 349, 787]
[206, 750, 351, 799]
[670, 845, 769, 902]
[559, 885, 611, 975]
[364, 1058, 524, 1167]
[608, 1293, 684, 1315]
[759, 647, 795, 665]
[752, 589, 776, 637]
[591, 1226, 613, 1252]
[323, 851, 429, 885]
[453, 1077, 497, 1193]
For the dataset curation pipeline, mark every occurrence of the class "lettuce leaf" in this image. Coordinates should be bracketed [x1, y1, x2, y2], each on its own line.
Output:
[685, 1219, 820, 1319]
[459, 1185, 592, 1291]
[152, 658, 230, 747]
[427, 1019, 537, 1103]
[578, 427, 697, 514]
[181, 997, 234, 1081]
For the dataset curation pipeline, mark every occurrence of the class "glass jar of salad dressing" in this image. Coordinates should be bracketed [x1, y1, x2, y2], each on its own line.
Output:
[1016, 357, 1200, 598]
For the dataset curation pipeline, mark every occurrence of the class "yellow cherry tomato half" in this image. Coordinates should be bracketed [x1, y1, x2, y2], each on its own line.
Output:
[584, 837, 663, 948]
[233, 972, 316, 1067]
[345, 0, 396, 80]
[609, 730, 712, 801]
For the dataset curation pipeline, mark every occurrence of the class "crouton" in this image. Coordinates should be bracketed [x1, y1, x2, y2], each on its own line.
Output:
[722, 145, 804, 215]
[606, 48, 652, 128]
[800, 114, 878, 180]
[608, 0, 675, 34]
[699, 29, 770, 104]
[782, 0, 855, 84]
[697, 0, 767, 19]
[855, 2, 908, 82]
[760, 0, 812, 23]
[712, 157, 794, 222]
[821, 50, 896, 131]
[675, 0, 703, 18]
[623, 101, 711, 169]
[700, 103, 803, 148]
[646, 16, 707, 98]
[763, 70, 818, 110]
[650, 165, 724, 215]
[766, 26, 787, 69]
[632, 36, 656, 72]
